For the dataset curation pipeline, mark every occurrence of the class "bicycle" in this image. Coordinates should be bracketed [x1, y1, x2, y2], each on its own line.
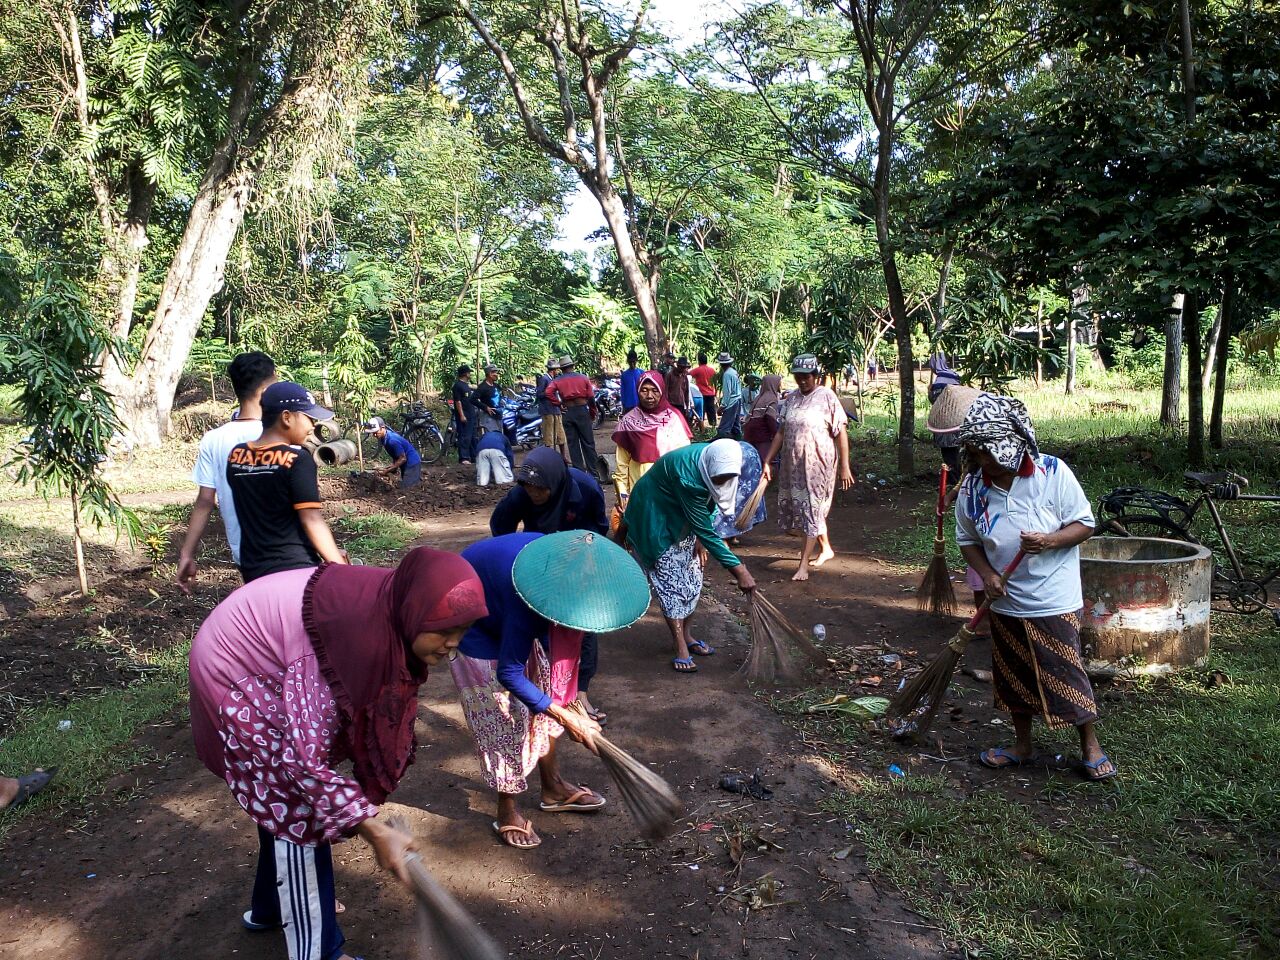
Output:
[399, 402, 450, 465]
[1098, 470, 1280, 623]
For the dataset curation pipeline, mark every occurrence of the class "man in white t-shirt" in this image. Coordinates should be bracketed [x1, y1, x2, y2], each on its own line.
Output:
[177, 352, 277, 594]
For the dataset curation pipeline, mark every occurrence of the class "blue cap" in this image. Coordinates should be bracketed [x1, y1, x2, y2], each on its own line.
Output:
[261, 382, 334, 421]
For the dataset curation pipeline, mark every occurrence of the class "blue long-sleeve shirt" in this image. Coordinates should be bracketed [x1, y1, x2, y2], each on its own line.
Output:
[620, 366, 642, 409]
[458, 534, 551, 712]
[476, 430, 514, 467]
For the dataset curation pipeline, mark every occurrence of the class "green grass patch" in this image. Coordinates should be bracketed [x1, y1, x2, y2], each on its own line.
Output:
[333, 509, 418, 563]
[0, 638, 190, 845]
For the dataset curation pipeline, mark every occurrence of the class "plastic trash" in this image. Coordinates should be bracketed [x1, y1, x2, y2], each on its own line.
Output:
[888, 764, 906, 778]
[57, 720, 72, 731]
[813, 624, 827, 641]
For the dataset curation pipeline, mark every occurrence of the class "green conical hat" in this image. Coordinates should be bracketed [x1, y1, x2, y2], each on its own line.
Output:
[512, 530, 651, 632]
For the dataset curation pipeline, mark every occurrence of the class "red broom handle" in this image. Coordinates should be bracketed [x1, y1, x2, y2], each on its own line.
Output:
[933, 464, 949, 536]
[965, 550, 1026, 630]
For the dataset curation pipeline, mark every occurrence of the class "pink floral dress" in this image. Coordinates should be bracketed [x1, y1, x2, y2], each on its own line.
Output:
[776, 386, 848, 538]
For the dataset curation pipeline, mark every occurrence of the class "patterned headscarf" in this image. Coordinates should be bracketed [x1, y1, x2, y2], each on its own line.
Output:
[958, 393, 1039, 472]
[611, 370, 692, 463]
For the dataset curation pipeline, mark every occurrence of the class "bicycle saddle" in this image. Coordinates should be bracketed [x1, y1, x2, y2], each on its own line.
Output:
[1184, 470, 1236, 489]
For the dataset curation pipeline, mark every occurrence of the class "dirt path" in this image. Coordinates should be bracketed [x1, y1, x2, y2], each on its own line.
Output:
[0, 465, 967, 960]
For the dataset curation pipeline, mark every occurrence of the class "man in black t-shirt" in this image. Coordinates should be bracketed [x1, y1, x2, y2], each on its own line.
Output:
[472, 364, 503, 435]
[226, 382, 348, 582]
[451, 364, 477, 464]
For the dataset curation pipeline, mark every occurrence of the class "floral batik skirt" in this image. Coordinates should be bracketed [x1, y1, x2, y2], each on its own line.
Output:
[643, 535, 704, 620]
[450, 643, 564, 794]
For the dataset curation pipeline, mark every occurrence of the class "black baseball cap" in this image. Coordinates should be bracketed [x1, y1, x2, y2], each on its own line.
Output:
[261, 382, 334, 421]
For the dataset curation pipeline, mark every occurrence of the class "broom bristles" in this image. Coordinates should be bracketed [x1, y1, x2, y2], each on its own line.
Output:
[915, 546, 957, 617]
[385, 817, 505, 960]
[740, 590, 827, 685]
[571, 702, 683, 839]
[734, 476, 768, 530]
[885, 626, 975, 734]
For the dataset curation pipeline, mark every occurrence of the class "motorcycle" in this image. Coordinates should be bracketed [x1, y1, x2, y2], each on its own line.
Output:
[593, 377, 623, 427]
[500, 388, 542, 448]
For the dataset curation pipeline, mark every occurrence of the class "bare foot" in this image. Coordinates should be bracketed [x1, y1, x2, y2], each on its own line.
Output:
[791, 566, 810, 582]
[810, 546, 835, 567]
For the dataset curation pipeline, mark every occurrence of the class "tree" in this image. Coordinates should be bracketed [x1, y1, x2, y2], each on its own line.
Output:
[452, 0, 671, 361]
[715, 0, 1042, 474]
[9, 0, 397, 446]
[0, 271, 137, 595]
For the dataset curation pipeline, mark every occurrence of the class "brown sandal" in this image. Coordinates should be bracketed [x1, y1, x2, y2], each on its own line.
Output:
[539, 787, 606, 813]
[492, 820, 542, 848]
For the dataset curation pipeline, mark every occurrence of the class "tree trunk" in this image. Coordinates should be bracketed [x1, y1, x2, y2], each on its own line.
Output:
[1161, 294, 1184, 426]
[1184, 291, 1205, 465]
[106, 165, 255, 446]
[933, 239, 955, 337]
[70, 487, 88, 597]
[1200, 304, 1221, 398]
[108, 169, 157, 341]
[594, 181, 666, 363]
[1210, 278, 1232, 448]
[1034, 296, 1044, 387]
[1066, 285, 1087, 395]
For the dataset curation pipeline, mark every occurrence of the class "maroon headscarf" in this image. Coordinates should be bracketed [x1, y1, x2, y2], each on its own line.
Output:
[302, 547, 487, 804]
[611, 370, 692, 463]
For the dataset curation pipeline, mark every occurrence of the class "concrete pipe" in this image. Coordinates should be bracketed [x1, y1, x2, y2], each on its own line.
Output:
[313, 419, 344, 443]
[316, 438, 359, 467]
[595, 453, 616, 486]
[1080, 536, 1212, 676]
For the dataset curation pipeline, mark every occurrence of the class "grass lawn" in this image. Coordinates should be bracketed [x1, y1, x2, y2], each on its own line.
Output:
[800, 371, 1280, 959]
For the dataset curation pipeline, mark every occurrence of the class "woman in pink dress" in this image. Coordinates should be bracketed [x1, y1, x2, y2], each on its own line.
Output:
[189, 548, 488, 960]
[762, 354, 854, 581]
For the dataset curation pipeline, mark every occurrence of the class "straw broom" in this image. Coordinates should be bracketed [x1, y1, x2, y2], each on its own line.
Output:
[741, 589, 828, 685]
[570, 702, 684, 839]
[384, 817, 505, 960]
[888, 550, 1025, 735]
[734, 476, 769, 531]
[916, 464, 957, 617]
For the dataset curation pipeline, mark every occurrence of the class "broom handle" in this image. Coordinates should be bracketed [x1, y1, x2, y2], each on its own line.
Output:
[933, 464, 949, 536]
[965, 550, 1026, 630]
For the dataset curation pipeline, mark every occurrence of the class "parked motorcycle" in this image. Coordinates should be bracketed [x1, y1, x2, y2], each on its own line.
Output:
[500, 388, 542, 448]
[594, 377, 622, 427]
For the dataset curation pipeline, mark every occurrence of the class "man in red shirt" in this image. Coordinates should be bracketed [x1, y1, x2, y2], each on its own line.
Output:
[547, 354, 599, 471]
[690, 352, 718, 427]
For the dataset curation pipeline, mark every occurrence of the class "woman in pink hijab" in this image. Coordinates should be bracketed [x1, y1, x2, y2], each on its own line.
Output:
[189, 548, 488, 960]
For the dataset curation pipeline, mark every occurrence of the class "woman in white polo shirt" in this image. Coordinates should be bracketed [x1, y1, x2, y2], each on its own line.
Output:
[954, 393, 1116, 782]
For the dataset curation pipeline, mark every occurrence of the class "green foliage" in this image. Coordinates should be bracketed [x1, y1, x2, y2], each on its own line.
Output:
[0, 270, 138, 590]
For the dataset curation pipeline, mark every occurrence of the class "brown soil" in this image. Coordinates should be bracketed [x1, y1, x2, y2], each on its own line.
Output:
[0, 438, 1004, 960]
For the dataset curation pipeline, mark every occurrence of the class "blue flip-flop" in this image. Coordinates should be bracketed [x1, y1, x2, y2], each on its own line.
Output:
[4, 767, 57, 811]
[672, 656, 697, 673]
[978, 747, 1038, 770]
[688, 640, 716, 656]
[1078, 754, 1118, 782]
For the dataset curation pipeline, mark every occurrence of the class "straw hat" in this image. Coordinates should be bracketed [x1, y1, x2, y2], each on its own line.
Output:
[512, 531, 651, 632]
[926, 385, 983, 434]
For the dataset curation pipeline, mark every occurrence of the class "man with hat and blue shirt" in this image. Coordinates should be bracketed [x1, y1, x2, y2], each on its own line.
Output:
[715, 351, 744, 439]
[225, 382, 348, 583]
[363, 416, 423, 488]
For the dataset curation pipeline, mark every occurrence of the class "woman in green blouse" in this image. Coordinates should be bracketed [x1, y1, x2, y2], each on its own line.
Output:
[613, 439, 756, 672]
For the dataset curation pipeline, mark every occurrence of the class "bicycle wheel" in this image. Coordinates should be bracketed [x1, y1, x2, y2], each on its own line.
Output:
[415, 427, 445, 465]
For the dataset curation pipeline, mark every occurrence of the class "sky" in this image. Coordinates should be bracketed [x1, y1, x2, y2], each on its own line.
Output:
[550, 0, 724, 257]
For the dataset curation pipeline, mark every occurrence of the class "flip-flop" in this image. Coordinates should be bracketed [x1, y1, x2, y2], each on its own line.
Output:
[4, 767, 57, 811]
[978, 747, 1038, 769]
[539, 787, 606, 813]
[1077, 754, 1118, 782]
[672, 656, 697, 673]
[492, 820, 542, 849]
[688, 640, 716, 656]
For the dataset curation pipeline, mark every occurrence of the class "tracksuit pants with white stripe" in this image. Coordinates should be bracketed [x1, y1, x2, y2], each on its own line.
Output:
[248, 826, 345, 960]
